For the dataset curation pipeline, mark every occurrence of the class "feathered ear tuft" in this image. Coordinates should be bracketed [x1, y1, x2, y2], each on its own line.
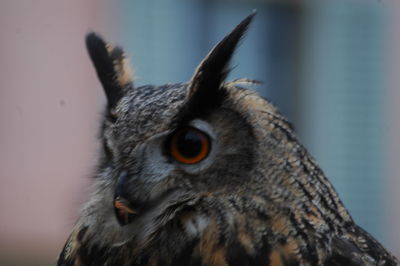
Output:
[181, 12, 255, 120]
[187, 12, 255, 99]
[86, 32, 134, 110]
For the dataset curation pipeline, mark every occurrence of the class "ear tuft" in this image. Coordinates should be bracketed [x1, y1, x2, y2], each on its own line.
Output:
[187, 12, 255, 99]
[178, 12, 255, 121]
[86, 32, 134, 110]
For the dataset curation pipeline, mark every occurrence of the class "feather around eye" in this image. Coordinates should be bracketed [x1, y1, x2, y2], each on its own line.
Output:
[169, 127, 211, 164]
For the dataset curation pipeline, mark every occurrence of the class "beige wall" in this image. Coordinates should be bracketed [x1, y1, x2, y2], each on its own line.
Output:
[0, 1, 105, 264]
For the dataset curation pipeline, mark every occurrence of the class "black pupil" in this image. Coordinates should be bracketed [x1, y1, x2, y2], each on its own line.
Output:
[177, 129, 203, 158]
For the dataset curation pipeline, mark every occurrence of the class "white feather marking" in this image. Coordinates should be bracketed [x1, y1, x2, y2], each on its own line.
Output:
[184, 215, 209, 237]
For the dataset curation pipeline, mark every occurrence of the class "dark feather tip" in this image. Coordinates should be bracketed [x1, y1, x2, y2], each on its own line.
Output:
[85, 32, 111, 69]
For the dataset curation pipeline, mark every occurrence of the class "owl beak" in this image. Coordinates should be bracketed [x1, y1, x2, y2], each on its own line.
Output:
[113, 195, 137, 226]
[113, 172, 138, 226]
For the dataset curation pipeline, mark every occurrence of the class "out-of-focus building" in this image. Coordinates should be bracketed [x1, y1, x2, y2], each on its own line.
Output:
[0, 0, 399, 264]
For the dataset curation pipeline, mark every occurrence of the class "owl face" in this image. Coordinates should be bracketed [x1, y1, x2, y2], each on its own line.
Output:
[107, 82, 259, 224]
[86, 12, 309, 233]
[85, 14, 275, 228]
[87, 17, 266, 225]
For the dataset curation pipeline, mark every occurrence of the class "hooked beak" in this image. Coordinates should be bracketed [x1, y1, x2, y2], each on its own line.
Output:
[113, 172, 138, 226]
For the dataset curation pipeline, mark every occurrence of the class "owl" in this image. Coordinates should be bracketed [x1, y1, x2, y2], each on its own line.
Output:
[57, 13, 399, 266]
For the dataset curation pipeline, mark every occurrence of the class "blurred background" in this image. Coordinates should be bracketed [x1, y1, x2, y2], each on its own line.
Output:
[0, 0, 399, 264]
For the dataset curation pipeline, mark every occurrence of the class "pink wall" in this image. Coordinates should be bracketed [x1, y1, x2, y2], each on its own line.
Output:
[0, 1, 108, 264]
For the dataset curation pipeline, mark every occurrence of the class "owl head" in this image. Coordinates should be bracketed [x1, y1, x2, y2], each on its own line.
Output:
[84, 12, 349, 242]
[56, 11, 400, 265]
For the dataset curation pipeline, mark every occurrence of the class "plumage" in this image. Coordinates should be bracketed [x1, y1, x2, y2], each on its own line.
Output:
[58, 13, 399, 266]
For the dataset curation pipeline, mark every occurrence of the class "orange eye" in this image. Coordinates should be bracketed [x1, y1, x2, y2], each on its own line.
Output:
[169, 127, 210, 164]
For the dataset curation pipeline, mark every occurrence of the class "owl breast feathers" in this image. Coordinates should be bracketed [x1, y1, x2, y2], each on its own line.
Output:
[57, 13, 399, 266]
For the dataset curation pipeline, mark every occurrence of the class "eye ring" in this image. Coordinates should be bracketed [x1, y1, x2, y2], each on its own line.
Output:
[169, 127, 211, 164]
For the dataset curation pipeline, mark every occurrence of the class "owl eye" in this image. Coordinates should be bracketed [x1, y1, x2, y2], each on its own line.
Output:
[169, 127, 210, 164]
